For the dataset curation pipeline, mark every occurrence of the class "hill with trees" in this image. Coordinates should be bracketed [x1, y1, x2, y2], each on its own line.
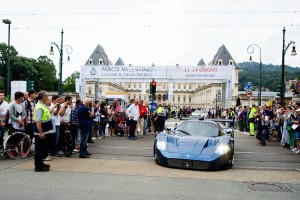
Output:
[238, 62, 300, 92]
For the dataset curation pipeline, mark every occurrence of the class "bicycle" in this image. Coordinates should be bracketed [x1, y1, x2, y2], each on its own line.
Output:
[268, 127, 281, 142]
[63, 123, 73, 157]
[0, 131, 31, 159]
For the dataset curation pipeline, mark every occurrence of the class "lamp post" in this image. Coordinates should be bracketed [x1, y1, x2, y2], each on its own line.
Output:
[281, 27, 297, 106]
[2, 19, 11, 97]
[49, 29, 73, 95]
[247, 44, 262, 106]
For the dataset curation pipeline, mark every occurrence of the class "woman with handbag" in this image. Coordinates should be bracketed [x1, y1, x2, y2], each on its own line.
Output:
[99, 102, 108, 138]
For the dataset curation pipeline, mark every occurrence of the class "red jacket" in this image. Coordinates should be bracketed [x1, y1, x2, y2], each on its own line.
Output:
[138, 104, 147, 117]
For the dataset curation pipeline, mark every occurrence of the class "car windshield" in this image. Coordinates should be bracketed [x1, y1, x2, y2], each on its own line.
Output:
[174, 122, 223, 137]
[191, 111, 204, 115]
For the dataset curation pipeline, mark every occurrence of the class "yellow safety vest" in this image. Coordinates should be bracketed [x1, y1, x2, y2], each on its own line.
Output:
[157, 107, 163, 115]
[33, 102, 51, 122]
[249, 107, 256, 118]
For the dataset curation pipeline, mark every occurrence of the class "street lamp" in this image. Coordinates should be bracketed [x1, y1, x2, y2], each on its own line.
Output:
[247, 44, 262, 106]
[281, 27, 297, 106]
[2, 19, 11, 97]
[49, 29, 73, 95]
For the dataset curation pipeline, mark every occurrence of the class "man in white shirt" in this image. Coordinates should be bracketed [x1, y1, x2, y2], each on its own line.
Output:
[58, 95, 73, 154]
[126, 99, 139, 140]
[0, 90, 8, 149]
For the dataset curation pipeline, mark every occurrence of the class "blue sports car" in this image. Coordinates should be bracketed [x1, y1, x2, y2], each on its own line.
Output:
[154, 119, 234, 170]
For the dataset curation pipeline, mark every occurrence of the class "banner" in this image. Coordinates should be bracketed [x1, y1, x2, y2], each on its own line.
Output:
[81, 65, 233, 81]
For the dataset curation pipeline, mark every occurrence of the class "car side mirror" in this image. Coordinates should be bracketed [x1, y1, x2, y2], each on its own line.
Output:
[224, 128, 234, 137]
[166, 127, 175, 134]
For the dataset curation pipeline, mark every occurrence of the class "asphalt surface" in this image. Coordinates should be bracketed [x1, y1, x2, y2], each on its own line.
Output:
[0, 118, 300, 200]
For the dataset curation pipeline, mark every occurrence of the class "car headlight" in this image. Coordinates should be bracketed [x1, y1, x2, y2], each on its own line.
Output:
[156, 140, 167, 151]
[215, 144, 230, 155]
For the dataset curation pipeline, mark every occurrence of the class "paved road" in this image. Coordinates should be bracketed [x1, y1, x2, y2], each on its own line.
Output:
[1, 119, 300, 199]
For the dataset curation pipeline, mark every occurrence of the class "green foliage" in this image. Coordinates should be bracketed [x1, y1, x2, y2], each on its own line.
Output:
[0, 43, 58, 92]
[63, 71, 80, 92]
[238, 62, 300, 92]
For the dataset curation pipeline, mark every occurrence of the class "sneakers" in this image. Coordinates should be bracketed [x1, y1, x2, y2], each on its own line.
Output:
[92, 137, 97, 140]
[295, 149, 300, 154]
[9, 151, 15, 159]
[57, 151, 64, 155]
[43, 156, 53, 161]
[72, 149, 79, 153]
[291, 148, 298, 152]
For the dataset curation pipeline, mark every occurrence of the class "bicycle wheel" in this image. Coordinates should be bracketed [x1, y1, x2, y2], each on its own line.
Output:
[4, 132, 31, 159]
[268, 129, 279, 142]
[64, 130, 73, 157]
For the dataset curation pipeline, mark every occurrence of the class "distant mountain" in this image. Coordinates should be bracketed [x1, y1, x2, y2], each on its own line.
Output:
[238, 62, 300, 92]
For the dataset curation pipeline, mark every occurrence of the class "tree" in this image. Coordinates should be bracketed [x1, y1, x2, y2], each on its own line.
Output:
[0, 43, 58, 92]
[63, 71, 80, 92]
[35, 56, 57, 91]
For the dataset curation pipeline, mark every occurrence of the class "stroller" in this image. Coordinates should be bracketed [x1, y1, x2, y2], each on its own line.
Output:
[116, 113, 126, 137]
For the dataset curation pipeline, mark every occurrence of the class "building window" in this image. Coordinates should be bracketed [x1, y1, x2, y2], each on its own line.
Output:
[158, 94, 161, 101]
[178, 85, 181, 89]
[88, 87, 92, 95]
[88, 58, 93, 65]
[184, 85, 186, 89]
[183, 96, 186, 102]
[189, 84, 192, 89]
[173, 96, 175, 102]
[178, 97, 180, 102]
[189, 96, 192, 102]
[163, 94, 166, 101]
[133, 83, 136, 88]
[218, 59, 223, 65]
[99, 58, 103, 65]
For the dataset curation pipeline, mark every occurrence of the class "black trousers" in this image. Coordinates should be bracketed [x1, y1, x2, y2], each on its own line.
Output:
[129, 120, 137, 137]
[34, 133, 52, 168]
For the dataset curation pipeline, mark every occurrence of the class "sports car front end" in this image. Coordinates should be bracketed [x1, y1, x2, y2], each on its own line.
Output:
[154, 133, 234, 170]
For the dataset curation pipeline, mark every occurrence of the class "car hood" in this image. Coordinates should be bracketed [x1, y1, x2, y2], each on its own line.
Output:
[166, 135, 219, 155]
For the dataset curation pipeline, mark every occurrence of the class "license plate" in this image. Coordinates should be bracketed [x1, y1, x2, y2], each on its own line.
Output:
[183, 160, 193, 168]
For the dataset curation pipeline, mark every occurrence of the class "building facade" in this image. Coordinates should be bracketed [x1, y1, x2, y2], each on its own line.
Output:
[82, 44, 240, 110]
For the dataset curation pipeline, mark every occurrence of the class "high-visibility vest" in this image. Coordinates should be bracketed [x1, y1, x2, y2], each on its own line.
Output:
[33, 102, 51, 122]
[248, 107, 256, 119]
[157, 107, 164, 115]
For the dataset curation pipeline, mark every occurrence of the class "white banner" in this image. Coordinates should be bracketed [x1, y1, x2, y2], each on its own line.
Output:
[81, 65, 233, 81]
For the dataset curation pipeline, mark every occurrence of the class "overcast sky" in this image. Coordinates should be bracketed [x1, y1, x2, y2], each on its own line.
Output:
[1, 0, 300, 80]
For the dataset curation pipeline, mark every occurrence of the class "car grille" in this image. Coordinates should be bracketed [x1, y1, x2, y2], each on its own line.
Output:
[167, 159, 209, 169]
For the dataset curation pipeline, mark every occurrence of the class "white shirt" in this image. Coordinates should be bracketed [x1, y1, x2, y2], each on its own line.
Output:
[61, 107, 71, 123]
[51, 103, 61, 126]
[0, 100, 8, 122]
[126, 104, 140, 121]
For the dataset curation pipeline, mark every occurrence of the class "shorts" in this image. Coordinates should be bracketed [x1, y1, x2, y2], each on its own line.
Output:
[109, 121, 115, 129]
[294, 131, 300, 140]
